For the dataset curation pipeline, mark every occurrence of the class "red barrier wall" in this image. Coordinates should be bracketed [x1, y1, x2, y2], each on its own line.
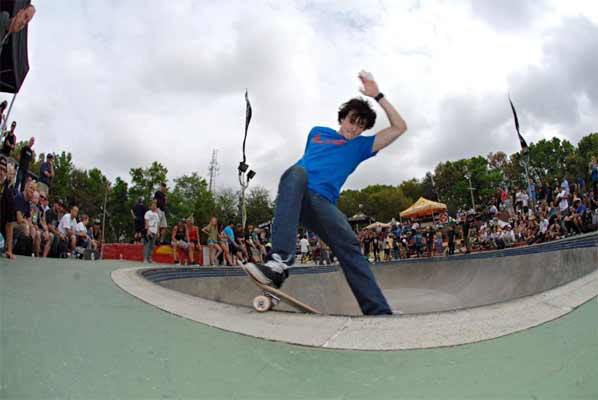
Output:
[102, 243, 204, 265]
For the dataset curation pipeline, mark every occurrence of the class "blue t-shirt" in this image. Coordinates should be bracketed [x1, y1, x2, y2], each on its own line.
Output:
[223, 226, 235, 242]
[14, 191, 31, 219]
[296, 126, 377, 203]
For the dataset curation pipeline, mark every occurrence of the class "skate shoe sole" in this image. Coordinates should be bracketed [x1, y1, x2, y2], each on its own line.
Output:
[243, 262, 274, 286]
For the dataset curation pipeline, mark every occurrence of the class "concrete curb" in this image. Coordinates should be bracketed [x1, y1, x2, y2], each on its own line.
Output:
[111, 266, 598, 351]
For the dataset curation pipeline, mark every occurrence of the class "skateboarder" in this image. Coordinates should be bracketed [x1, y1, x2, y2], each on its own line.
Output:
[245, 71, 407, 315]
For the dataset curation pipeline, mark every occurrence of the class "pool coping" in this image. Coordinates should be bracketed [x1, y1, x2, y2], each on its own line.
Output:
[111, 263, 598, 351]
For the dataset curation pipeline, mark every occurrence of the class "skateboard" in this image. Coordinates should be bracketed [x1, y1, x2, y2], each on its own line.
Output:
[238, 262, 320, 314]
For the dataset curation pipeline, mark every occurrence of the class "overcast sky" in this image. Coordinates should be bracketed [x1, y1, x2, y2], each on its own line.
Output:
[10, 0, 598, 194]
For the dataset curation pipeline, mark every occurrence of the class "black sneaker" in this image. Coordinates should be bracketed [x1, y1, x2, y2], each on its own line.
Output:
[244, 254, 290, 289]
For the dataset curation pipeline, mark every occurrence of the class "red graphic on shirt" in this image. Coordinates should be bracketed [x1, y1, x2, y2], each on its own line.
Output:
[312, 134, 347, 146]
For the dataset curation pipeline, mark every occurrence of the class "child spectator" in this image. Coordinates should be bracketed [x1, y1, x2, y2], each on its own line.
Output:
[143, 200, 160, 263]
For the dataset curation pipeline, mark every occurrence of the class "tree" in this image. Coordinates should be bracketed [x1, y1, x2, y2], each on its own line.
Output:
[106, 177, 130, 242]
[168, 172, 215, 226]
[50, 151, 74, 204]
[128, 162, 168, 205]
[245, 186, 274, 226]
[337, 189, 370, 218]
[368, 187, 411, 222]
[398, 179, 424, 203]
[575, 132, 598, 181]
[68, 167, 109, 217]
[214, 188, 238, 226]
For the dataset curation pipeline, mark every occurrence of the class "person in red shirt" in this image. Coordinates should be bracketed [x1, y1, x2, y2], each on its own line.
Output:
[186, 218, 200, 265]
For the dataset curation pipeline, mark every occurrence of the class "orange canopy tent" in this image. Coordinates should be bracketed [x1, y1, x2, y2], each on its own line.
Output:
[400, 197, 447, 219]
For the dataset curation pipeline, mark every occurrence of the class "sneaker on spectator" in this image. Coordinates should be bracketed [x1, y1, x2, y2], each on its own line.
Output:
[244, 253, 290, 289]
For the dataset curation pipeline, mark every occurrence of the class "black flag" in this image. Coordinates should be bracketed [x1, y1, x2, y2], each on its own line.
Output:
[242, 90, 252, 164]
[508, 96, 528, 154]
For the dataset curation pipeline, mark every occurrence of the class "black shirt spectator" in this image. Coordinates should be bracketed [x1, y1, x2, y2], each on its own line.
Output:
[154, 190, 166, 211]
[14, 190, 31, 219]
[19, 143, 33, 171]
[39, 154, 54, 186]
[0, 178, 16, 235]
[1, 132, 15, 156]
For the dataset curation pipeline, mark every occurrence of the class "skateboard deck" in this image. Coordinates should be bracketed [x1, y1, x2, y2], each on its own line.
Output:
[238, 262, 320, 314]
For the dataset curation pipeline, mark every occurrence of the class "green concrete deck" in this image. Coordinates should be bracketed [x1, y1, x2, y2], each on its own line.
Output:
[1, 257, 598, 399]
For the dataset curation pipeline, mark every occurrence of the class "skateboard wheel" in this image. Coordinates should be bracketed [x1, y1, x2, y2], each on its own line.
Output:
[253, 295, 272, 312]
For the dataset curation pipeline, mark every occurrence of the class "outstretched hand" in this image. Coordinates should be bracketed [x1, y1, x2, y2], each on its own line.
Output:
[358, 70, 380, 98]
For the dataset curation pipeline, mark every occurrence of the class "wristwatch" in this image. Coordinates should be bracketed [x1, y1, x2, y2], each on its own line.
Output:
[374, 92, 384, 102]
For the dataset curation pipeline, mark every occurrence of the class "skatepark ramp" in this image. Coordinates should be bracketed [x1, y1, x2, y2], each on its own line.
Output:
[141, 233, 598, 315]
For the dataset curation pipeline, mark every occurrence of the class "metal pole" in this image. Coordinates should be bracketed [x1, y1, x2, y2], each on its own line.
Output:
[100, 183, 108, 259]
[467, 175, 475, 210]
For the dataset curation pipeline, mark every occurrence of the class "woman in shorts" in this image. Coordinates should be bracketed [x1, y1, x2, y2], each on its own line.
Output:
[202, 216, 223, 266]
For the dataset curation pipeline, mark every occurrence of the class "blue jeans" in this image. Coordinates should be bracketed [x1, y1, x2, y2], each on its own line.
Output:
[271, 165, 392, 315]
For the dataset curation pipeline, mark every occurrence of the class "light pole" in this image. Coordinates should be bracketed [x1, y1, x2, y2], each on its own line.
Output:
[464, 170, 475, 211]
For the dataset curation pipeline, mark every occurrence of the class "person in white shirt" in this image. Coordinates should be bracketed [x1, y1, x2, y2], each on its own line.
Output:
[502, 225, 516, 246]
[75, 214, 96, 250]
[299, 236, 309, 263]
[58, 206, 78, 252]
[143, 200, 160, 263]
[556, 190, 569, 215]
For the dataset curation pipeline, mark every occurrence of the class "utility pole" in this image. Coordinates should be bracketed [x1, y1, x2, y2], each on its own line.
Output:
[464, 169, 475, 211]
[208, 149, 219, 194]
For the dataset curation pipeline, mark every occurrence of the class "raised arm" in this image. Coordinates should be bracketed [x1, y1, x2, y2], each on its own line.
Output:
[358, 72, 408, 152]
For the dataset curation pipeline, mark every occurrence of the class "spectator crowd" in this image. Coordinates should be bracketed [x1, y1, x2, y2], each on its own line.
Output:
[2, 109, 597, 267]
[0, 116, 99, 261]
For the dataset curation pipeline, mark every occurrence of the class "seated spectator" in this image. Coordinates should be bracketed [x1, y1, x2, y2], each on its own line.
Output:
[171, 220, 189, 265]
[0, 157, 16, 259]
[45, 199, 65, 257]
[29, 190, 43, 256]
[218, 224, 234, 266]
[37, 192, 54, 257]
[75, 214, 92, 251]
[185, 218, 200, 265]
[12, 181, 35, 255]
[501, 225, 516, 246]
[58, 206, 79, 254]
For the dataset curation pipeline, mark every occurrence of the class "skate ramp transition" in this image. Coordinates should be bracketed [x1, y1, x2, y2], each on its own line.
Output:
[141, 233, 598, 315]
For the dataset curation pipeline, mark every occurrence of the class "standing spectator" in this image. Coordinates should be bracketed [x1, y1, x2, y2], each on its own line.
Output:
[527, 178, 536, 208]
[143, 200, 159, 263]
[447, 224, 456, 255]
[130, 197, 147, 244]
[561, 177, 570, 195]
[153, 182, 168, 244]
[590, 156, 598, 195]
[1, 121, 17, 157]
[38, 153, 54, 195]
[299, 235, 309, 263]
[202, 216, 223, 266]
[16, 137, 34, 192]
